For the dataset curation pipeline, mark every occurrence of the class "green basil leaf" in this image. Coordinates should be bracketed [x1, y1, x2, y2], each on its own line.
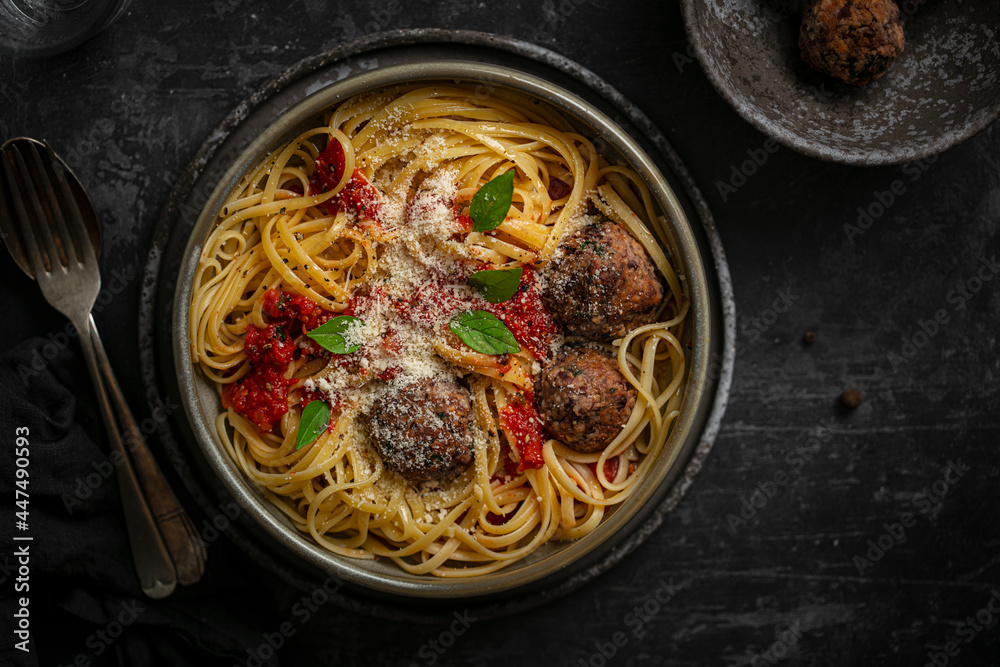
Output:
[448, 310, 521, 355]
[470, 170, 515, 232]
[306, 315, 364, 354]
[468, 267, 523, 304]
[296, 400, 330, 450]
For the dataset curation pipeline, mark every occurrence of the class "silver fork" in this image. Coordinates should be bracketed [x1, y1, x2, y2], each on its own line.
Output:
[1, 140, 177, 598]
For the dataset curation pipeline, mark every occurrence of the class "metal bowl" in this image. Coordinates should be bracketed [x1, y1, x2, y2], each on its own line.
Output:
[681, 0, 1000, 166]
[172, 61, 712, 600]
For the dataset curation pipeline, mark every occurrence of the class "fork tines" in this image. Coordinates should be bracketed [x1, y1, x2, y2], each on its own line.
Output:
[1, 138, 95, 277]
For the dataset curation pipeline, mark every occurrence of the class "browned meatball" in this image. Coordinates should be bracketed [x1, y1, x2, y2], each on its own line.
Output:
[799, 0, 905, 86]
[536, 346, 637, 453]
[368, 378, 474, 482]
[544, 220, 663, 340]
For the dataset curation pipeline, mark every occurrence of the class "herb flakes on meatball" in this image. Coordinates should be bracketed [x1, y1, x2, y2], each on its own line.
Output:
[536, 346, 638, 453]
[368, 377, 475, 482]
[544, 220, 664, 340]
[799, 0, 905, 86]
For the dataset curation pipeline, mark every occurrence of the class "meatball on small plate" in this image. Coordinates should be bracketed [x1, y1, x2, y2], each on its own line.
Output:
[799, 0, 905, 86]
[681, 0, 1000, 165]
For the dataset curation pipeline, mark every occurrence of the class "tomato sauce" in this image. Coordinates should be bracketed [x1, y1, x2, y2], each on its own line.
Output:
[487, 267, 557, 360]
[496, 441, 520, 479]
[338, 169, 381, 220]
[243, 321, 297, 366]
[485, 508, 516, 526]
[402, 282, 474, 326]
[454, 212, 474, 233]
[309, 139, 382, 222]
[499, 390, 545, 472]
[313, 136, 346, 192]
[299, 388, 340, 434]
[451, 199, 474, 233]
[588, 458, 619, 482]
[227, 287, 333, 432]
[224, 365, 294, 432]
[587, 458, 638, 483]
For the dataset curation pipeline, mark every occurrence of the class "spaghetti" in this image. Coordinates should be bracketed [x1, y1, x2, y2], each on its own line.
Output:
[189, 83, 689, 576]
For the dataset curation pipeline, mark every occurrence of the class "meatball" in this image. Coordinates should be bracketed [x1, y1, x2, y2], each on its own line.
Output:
[536, 346, 637, 453]
[799, 0, 905, 86]
[544, 220, 664, 340]
[368, 378, 474, 482]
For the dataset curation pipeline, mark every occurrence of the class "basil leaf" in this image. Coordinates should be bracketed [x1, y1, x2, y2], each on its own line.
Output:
[296, 400, 330, 450]
[468, 267, 523, 304]
[448, 310, 520, 355]
[307, 315, 364, 354]
[470, 170, 514, 232]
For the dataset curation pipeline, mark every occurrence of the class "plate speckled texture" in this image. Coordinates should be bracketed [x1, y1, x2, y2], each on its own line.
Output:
[681, 0, 1000, 165]
[138, 29, 735, 620]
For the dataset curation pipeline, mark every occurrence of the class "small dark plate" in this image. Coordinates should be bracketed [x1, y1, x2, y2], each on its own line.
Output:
[681, 0, 1000, 165]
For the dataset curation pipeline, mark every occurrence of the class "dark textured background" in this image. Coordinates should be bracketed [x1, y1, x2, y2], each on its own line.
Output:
[1, 1, 998, 666]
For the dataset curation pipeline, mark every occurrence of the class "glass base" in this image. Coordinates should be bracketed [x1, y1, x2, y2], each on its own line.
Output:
[0, 0, 131, 58]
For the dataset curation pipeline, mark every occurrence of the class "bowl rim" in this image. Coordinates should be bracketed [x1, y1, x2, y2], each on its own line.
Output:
[171, 60, 712, 599]
[679, 0, 1000, 166]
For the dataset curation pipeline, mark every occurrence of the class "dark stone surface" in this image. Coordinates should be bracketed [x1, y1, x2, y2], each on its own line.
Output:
[1, 1, 997, 666]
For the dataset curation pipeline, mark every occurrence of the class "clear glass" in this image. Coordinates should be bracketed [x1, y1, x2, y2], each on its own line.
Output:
[0, 0, 131, 58]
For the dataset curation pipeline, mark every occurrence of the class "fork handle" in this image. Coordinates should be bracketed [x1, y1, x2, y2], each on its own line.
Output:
[74, 318, 177, 598]
[89, 316, 207, 587]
